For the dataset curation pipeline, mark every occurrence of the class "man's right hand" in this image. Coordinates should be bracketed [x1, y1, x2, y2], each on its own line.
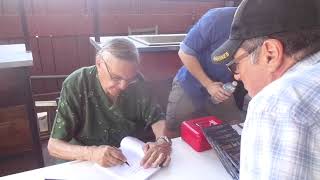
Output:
[205, 81, 232, 103]
[88, 145, 127, 167]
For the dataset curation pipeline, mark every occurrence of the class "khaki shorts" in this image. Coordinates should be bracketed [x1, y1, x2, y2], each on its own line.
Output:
[166, 79, 244, 133]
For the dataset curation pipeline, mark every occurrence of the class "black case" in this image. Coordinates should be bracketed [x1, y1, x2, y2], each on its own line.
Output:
[202, 124, 241, 180]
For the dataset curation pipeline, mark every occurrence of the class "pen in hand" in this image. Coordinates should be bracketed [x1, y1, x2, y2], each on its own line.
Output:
[112, 146, 130, 166]
[124, 161, 130, 166]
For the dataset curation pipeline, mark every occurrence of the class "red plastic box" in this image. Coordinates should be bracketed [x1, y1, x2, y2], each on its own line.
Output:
[181, 116, 222, 152]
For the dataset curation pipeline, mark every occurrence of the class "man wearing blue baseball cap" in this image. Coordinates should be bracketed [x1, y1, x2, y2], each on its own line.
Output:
[211, 0, 320, 179]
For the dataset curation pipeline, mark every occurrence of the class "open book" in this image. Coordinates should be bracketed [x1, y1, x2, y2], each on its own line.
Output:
[95, 136, 160, 180]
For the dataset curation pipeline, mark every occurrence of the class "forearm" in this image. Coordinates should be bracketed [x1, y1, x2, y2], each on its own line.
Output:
[179, 50, 214, 88]
[47, 138, 94, 161]
[151, 120, 167, 139]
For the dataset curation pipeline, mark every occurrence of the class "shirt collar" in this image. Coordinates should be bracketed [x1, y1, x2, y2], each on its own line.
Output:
[287, 50, 320, 74]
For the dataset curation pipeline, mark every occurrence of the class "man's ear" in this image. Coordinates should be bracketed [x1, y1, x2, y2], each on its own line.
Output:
[261, 39, 284, 73]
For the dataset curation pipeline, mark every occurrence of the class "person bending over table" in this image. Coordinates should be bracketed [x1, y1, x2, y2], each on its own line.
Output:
[211, 0, 320, 178]
[48, 38, 171, 169]
[166, 7, 246, 138]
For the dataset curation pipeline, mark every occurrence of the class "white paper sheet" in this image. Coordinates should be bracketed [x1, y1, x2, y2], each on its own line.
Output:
[95, 137, 159, 180]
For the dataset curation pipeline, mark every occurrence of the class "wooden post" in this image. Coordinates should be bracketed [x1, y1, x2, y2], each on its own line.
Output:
[18, 0, 31, 51]
[92, 0, 100, 43]
[25, 67, 45, 167]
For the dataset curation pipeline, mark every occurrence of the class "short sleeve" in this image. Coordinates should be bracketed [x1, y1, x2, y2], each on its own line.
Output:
[50, 82, 80, 141]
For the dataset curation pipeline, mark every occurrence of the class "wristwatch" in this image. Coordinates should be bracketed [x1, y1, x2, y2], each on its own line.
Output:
[156, 136, 172, 145]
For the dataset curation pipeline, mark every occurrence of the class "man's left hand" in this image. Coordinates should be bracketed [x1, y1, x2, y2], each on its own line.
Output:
[140, 140, 172, 169]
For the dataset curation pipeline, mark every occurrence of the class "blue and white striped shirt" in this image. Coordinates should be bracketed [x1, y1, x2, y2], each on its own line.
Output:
[240, 51, 320, 180]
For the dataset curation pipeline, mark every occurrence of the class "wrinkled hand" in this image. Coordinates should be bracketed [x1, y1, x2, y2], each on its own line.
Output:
[88, 145, 127, 167]
[140, 141, 172, 169]
[206, 82, 231, 103]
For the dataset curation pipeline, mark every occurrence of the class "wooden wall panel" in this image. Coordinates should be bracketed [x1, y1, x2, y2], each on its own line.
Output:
[29, 37, 45, 95]
[98, 14, 192, 35]
[36, 37, 59, 94]
[52, 37, 79, 89]
[98, 0, 139, 14]
[46, 0, 86, 15]
[28, 15, 92, 36]
[77, 36, 93, 67]
[140, 1, 196, 14]
[194, 2, 224, 17]
[29, 0, 47, 15]
[2, 0, 19, 15]
[52, 37, 79, 75]
[37, 37, 56, 74]
[29, 38, 42, 75]
[0, 105, 32, 156]
[0, 68, 26, 107]
[0, 16, 22, 39]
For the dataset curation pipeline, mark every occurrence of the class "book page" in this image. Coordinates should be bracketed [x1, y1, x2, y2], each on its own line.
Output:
[95, 137, 160, 180]
[120, 136, 145, 157]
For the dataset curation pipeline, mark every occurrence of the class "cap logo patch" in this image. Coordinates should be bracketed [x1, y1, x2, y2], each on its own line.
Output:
[213, 52, 229, 63]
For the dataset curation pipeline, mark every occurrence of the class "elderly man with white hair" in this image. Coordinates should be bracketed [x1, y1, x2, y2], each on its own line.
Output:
[48, 38, 171, 169]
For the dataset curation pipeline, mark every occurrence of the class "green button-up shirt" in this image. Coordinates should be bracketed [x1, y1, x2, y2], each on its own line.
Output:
[51, 66, 165, 147]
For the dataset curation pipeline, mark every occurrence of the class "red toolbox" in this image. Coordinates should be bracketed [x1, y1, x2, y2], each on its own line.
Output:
[181, 116, 222, 152]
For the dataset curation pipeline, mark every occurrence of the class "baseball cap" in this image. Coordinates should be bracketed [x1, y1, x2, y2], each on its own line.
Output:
[211, 0, 320, 64]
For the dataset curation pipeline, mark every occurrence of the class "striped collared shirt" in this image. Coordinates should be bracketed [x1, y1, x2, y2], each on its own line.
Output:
[240, 51, 320, 180]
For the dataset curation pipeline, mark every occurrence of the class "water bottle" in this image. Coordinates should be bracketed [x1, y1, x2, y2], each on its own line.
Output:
[223, 81, 238, 94]
[210, 81, 238, 104]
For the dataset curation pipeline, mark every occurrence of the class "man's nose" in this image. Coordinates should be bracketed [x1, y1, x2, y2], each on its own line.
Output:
[118, 80, 128, 90]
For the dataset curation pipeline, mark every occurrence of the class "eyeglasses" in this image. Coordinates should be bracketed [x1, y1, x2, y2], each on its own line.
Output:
[102, 58, 139, 86]
[226, 46, 259, 75]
